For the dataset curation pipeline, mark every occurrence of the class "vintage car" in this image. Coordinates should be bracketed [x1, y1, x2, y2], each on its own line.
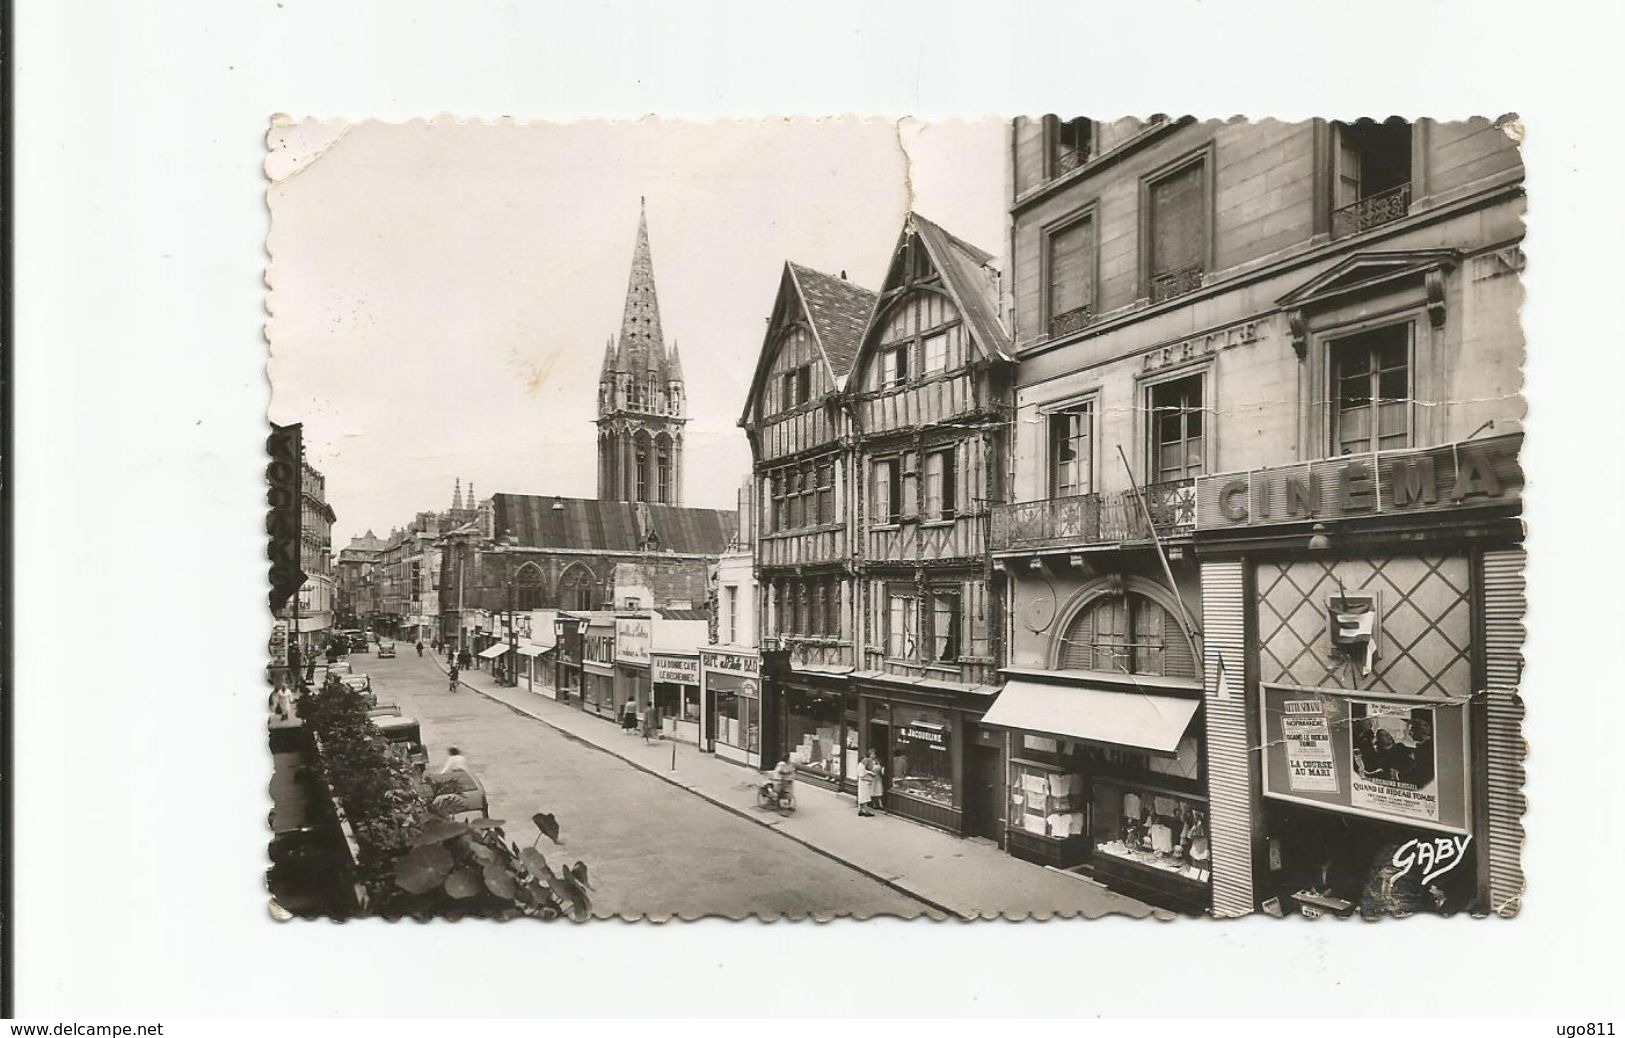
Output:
[374, 714, 428, 771]
[428, 768, 489, 819]
[376, 641, 397, 659]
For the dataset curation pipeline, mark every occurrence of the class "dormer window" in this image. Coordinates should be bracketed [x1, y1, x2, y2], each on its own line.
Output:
[1047, 116, 1094, 179]
[881, 344, 910, 388]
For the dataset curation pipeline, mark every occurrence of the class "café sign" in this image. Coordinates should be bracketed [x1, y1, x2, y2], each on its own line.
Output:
[701, 650, 759, 676]
[616, 617, 651, 665]
[1197, 433, 1522, 531]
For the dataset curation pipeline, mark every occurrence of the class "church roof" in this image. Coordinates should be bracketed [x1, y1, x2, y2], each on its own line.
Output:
[490, 494, 736, 556]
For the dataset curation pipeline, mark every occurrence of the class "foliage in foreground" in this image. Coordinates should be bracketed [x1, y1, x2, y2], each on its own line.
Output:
[298, 676, 593, 920]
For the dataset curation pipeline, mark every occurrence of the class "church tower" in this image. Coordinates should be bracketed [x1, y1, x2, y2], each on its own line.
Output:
[596, 201, 687, 505]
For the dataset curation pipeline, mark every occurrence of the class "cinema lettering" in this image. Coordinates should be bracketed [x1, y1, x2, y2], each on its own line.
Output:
[1196, 434, 1523, 531]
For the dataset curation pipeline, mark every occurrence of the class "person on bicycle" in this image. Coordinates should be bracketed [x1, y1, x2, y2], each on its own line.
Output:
[770, 758, 796, 808]
[415, 640, 424, 657]
[448, 663, 460, 691]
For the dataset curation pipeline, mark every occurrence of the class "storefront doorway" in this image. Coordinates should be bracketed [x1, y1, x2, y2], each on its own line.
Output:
[965, 743, 1004, 843]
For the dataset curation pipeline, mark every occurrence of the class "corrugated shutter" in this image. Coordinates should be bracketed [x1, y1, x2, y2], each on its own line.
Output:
[1482, 547, 1526, 917]
[1202, 560, 1253, 918]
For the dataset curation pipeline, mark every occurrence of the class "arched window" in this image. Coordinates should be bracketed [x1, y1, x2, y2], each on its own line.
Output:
[634, 431, 651, 502]
[557, 564, 598, 612]
[1058, 589, 1195, 678]
[655, 434, 672, 504]
[514, 563, 545, 611]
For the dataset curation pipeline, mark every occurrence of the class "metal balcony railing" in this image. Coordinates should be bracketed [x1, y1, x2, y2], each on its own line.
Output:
[990, 479, 1197, 551]
[1150, 263, 1204, 303]
[1047, 304, 1094, 339]
[1332, 182, 1411, 238]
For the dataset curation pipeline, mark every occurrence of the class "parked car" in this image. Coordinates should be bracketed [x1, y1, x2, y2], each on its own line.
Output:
[429, 768, 489, 819]
[377, 641, 396, 659]
[349, 632, 371, 653]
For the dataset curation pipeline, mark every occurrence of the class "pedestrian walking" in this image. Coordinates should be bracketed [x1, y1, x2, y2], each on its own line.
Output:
[621, 696, 639, 733]
[438, 746, 470, 776]
[458, 648, 472, 671]
[415, 639, 424, 657]
[856, 748, 884, 817]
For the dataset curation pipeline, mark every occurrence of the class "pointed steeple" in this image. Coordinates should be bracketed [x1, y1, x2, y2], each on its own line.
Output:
[668, 339, 684, 382]
[452, 478, 463, 512]
[599, 335, 619, 378]
[617, 199, 666, 378]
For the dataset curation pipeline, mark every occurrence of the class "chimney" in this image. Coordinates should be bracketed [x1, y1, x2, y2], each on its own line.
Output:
[840, 269, 848, 280]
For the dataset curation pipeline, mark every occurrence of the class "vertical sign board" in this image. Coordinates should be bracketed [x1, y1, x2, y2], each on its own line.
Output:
[266, 422, 306, 671]
[1260, 684, 1471, 834]
[616, 617, 651, 665]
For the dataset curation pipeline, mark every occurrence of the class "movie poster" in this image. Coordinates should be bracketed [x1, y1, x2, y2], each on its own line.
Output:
[1349, 701, 1439, 823]
[1281, 699, 1338, 793]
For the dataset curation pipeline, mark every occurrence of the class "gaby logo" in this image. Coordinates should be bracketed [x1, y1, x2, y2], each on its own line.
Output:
[1391, 835, 1472, 886]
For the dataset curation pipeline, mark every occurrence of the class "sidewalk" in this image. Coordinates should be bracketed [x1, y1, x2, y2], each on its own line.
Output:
[433, 656, 1165, 921]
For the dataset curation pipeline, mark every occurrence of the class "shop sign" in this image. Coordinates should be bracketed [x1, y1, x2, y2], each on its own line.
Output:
[1260, 684, 1470, 833]
[584, 633, 616, 666]
[616, 618, 650, 665]
[899, 722, 947, 750]
[701, 650, 759, 676]
[651, 653, 699, 685]
[1197, 433, 1523, 531]
[1140, 319, 1263, 373]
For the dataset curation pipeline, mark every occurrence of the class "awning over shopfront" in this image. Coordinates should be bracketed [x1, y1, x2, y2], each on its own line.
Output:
[516, 643, 549, 658]
[982, 679, 1200, 755]
[478, 644, 509, 660]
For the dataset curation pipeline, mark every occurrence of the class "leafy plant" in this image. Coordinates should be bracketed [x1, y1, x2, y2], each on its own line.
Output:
[299, 675, 591, 920]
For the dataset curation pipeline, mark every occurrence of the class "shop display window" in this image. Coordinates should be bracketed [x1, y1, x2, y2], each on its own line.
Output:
[715, 683, 760, 752]
[785, 688, 843, 781]
[888, 706, 954, 808]
[1009, 761, 1087, 839]
[1090, 779, 1210, 884]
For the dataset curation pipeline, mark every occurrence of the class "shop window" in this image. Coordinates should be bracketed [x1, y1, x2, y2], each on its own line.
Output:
[1332, 118, 1413, 238]
[1148, 374, 1206, 483]
[923, 448, 957, 521]
[785, 687, 844, 781]
[1059, 591, 1195, 678]
[872, 459, 901, 525]
[1046, 213, 1096, 338]
[1145, 157, 1207, 302]
[1011, 761, 1086, 839]
[1331, 323, 1411, 455]
[1091, 780, 1210, 883]
[890, 706, 953, 808]
[1048, 116, 1094, 178]
[930, 589, 962, 663]
[714, 682, 760, 753]
[1049, 403, 1094, 498]
[886, 592, 918, 659]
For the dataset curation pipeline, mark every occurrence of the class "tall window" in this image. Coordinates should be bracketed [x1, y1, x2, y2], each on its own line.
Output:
[1048, 116, 1093, 177]
[724, 585, 739, 644]
[634, 434, 650, 502]
[930, 589, 961, 663]
[824, 579, 841, 638]
[880, 345, 910, 388]
[655, 438, 672, 504]
[923, 448, 957, 521]
[1049, 404, 1094, 498]
[1146, 158, 1207, 302]
[558, 566, 596, 612]
[1332, 119, 1413, 238]
[1149, 375, 1206, 482]
[872, 459, 901, 524]
[1059, 591, 1195, 678]
[1332, 323, 1411, 455]
[785, 467, 803, 529]
[887, 593, 918, 659]
[922, 332, 948, 375]
[815, 461, 835, 525]
[1047, 215, 1095, 338]
[781, 365, 812, 410]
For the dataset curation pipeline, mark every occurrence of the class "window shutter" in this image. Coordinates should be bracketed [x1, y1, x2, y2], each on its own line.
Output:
[1048, 218, 1094, 316]
[1150, 164, 1205, 276]
[902, 452, 919, 519]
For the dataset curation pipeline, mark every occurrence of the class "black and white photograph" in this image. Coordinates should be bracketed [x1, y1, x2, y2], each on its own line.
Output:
[263, 114, 1525, 923]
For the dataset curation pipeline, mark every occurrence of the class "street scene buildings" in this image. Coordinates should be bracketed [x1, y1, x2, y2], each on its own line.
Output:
[267, 116, 1525, 922]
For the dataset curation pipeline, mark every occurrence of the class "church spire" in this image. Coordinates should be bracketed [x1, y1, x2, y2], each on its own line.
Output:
[452, 478, 463, 512]
[616, 200, 666, 378]
[668, 339, 685, 382]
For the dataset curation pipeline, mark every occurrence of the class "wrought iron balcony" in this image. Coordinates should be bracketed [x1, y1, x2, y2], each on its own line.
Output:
[1332, 182, 1411, 238]
[1047, 304, 1094, 339]
[1150, 263, 1204, 303]
[990, 479, 1197, 552]
[1052, 146, 1090, 177]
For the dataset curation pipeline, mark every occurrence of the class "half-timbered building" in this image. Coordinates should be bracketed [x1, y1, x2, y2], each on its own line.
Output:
[847, 213, 1015, 838]
[740, 262, 876, 790]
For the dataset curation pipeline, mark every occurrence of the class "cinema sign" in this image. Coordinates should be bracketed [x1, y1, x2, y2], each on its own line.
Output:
[1196, 433, 1523, 531]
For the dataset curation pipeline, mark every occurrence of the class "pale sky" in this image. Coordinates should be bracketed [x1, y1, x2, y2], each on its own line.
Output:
[267, 117, 1007, 544]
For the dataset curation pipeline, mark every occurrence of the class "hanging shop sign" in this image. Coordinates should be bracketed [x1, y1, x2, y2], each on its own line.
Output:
[1260, 684, 1470, 833]
[616, 617, 651, 665]
[1197, 433, 1523, 531]
[651, 653, 700, 686]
